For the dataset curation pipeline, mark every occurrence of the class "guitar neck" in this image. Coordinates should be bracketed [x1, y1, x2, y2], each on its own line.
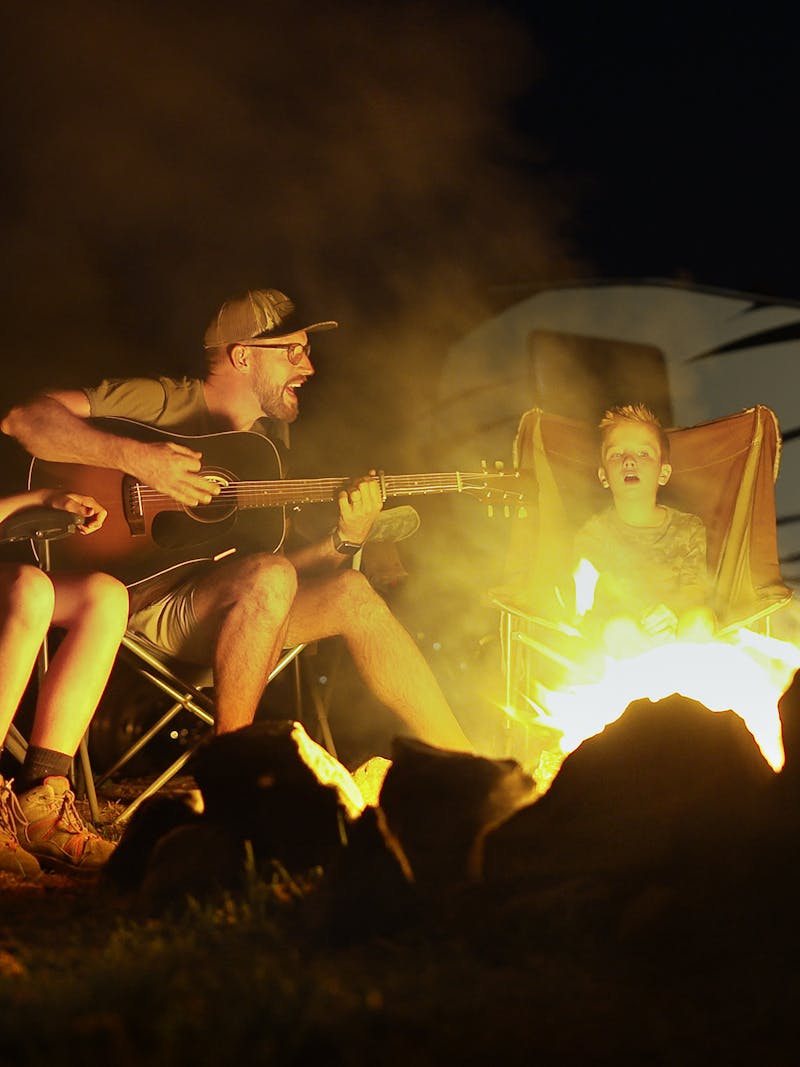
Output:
[222, 472, 485, 509]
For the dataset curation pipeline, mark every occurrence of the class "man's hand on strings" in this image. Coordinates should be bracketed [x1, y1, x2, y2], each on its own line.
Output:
[336, 470, 383, 545]
[129, 440, 221, 507]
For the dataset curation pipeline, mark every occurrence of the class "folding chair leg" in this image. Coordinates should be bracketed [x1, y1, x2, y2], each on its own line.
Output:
[4, 723, 28, 765]
[112, 747, 198, 826]
[94, 700, 187, 787]
[76, 733, 100, 826]
[307, 684, 338, 760]
[100, 637, 311, 823]
[3, 721, 100, 827]
[301, 650, 340, 759]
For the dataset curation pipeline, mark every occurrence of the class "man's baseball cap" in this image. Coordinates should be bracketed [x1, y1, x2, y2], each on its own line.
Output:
[203, 288, 338, 349]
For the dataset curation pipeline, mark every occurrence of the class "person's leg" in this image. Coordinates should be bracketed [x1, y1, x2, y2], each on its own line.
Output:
[187, 553, 298, 734]
[12, 571, 128, 875]
[22, 571, 129, 757]
[0, 564, 53, 879]
[285, 568, 473, 751]
[0, 564, 54, 744]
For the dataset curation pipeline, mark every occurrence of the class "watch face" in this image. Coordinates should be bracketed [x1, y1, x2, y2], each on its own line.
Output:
[332, 531, 362, 554]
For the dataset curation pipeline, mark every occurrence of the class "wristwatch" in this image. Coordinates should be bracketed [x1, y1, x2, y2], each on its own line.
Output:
[331, 528, 363, 556]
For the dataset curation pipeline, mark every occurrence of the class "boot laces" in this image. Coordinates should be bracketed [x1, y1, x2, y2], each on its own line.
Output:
[0, 779, 25, 837]
[53, 785, 88, 835]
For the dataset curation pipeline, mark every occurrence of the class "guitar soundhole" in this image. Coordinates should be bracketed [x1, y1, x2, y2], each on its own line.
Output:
[184, 469, 237, 524]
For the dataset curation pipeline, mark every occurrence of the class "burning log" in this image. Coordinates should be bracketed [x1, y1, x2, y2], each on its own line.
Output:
[483, 694, 777, 887]
[321, 805, 418, 942]
[107, 720, 367, 909]
[379, 737, 537, 889]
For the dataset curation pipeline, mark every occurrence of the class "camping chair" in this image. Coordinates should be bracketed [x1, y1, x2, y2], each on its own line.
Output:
[0, 506, 101, 824]
[91, 632, 311, 825]
[494, 404, 794, 725]
[0, 505, 299, 828]
[89, 504, 422, 825]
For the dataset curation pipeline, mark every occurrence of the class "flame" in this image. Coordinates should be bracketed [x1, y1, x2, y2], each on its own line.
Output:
[573, 558, 599, 617]
[509, 562, 800, 790]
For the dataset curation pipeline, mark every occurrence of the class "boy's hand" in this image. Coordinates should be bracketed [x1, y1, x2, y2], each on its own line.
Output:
[640, 603, 678, 638]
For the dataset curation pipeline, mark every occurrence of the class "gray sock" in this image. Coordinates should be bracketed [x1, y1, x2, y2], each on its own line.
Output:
[14, 746, 72, 795]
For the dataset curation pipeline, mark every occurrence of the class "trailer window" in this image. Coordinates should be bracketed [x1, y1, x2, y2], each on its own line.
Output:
[528, 330, 672, 426]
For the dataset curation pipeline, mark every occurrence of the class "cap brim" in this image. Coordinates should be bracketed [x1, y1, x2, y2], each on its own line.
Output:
[304, 320, 338, 333]
[204, 314, 338, 349]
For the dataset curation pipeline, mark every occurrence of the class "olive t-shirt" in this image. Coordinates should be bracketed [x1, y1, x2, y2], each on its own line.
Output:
[574, 505, 711, 623]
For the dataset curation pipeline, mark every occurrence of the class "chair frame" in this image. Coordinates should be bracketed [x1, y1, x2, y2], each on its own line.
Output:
[92, 633, 312, 825]
[8, 504, 415, 823]
[497, 405, 794, 728]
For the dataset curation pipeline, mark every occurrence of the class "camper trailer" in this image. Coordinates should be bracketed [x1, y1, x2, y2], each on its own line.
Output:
[432, 279, 800, 588]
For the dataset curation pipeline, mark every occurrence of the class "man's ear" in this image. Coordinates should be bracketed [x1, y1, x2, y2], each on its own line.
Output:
[658, 463, 672, 486]
[597, 466, 609, 489]
[229, 343, 249, 370]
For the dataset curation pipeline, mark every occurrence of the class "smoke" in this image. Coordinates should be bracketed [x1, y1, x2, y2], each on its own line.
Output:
[1, 1, 585, 742]
[2, 1, 580, 434]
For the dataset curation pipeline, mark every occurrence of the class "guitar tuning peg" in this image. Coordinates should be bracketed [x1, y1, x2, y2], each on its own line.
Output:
[517, 505, 528, 519]
[481, 459, 488, 473]
[495, 460, 504, 472]
[504, 505, 511, 518]
[487, 503, 494, 518]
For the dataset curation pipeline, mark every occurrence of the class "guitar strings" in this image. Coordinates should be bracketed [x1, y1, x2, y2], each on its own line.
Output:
[129, 473, 504, 502]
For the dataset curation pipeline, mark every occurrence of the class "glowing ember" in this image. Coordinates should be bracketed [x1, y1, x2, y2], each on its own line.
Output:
[509, 562, 800, 790]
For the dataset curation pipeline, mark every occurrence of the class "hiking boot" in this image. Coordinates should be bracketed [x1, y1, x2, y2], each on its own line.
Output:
[14, 776, 115, 875]
[0, 776, 41, 880]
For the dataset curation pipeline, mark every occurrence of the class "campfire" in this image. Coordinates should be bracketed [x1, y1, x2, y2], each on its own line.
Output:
[508, 560, 800, 788]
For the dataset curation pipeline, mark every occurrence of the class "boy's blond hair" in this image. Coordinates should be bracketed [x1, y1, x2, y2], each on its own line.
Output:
[598, 403, 671, 462]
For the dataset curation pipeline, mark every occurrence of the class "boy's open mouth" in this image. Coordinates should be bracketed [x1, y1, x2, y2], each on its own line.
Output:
[623, 473, 640, 483]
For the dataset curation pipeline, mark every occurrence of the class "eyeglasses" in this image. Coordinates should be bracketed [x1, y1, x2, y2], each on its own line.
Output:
[244, 341, 311, 365]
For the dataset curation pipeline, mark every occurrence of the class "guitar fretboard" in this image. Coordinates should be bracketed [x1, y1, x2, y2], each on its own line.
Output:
[128, 471, 519, 511]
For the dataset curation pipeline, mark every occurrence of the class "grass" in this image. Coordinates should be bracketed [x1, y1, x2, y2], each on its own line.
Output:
[2, 853, 799, 1067]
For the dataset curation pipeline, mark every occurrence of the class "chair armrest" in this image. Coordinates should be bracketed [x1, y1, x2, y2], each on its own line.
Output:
[0, 506, 87, 544]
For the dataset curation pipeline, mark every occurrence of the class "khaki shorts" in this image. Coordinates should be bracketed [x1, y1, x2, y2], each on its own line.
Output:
[127, 567, 218, 665]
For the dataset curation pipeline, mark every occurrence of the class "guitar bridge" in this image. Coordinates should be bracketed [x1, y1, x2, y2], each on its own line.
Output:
[122, 475, 146, 536]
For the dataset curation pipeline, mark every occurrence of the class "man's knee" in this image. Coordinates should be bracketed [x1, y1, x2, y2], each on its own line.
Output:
[230, 553, 298, 613]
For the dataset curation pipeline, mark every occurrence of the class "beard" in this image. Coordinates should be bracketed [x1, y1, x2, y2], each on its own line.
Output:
[251, 362, 300, 423]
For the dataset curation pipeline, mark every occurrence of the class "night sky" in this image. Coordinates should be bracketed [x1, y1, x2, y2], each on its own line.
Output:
[520, 7, 800, 298]
[3, 3, 799, 476]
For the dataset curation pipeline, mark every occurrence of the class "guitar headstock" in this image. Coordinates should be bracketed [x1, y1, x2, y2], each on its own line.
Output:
[459, 461, 530, 517]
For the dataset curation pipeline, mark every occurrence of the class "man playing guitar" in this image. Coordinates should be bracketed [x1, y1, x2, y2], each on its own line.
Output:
[2, 288, 473, 751]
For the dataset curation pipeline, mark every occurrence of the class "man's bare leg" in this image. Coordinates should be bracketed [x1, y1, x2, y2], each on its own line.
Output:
[189, 553, 298, 734]
[286, 569, 473, 751]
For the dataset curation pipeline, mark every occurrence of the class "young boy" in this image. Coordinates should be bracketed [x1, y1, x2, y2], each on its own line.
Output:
[574, 403, 714, 656]
[0, 488, 128, 878]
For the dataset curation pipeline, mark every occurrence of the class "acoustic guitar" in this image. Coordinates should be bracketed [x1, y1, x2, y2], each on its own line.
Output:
[28, 417, 525, 587]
